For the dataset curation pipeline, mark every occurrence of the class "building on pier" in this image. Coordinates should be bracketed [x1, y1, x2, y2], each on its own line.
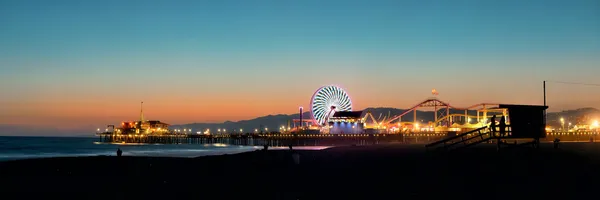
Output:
[328, 111, 364, 134]
[115, 120, 170, 134]
[103, 102, 172, 135]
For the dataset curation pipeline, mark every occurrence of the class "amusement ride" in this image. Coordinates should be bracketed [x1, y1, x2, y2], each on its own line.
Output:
[290, 85, 509, 134]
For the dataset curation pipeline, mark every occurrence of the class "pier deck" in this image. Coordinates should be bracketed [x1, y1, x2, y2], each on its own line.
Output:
[96, 133, 446, 146]
[97, 130, 600, 146]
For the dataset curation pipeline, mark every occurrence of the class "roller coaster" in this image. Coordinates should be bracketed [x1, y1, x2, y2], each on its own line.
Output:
[367, 97, 508, 133]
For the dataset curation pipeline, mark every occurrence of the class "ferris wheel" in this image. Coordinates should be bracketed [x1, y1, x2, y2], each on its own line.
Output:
[310, 85, 353, 126]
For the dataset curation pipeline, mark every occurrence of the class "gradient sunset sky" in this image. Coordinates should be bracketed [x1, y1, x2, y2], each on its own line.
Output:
[1, 0, 599, 132]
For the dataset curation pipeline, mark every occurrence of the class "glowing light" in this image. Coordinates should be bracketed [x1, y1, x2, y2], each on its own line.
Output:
[310, 85, 352, 126]
[593, 120, 599, 128]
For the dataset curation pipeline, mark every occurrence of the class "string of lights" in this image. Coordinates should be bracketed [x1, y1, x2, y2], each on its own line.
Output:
[546, 80, 600, 87]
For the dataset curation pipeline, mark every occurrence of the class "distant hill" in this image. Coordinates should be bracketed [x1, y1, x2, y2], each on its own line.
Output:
[172, 113, 311, 134]
[546, 107, 600, 127]
[172, 107, 600, 133]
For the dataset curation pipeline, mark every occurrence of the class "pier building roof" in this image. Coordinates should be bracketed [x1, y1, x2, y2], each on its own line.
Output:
[331, 111, 363, 119]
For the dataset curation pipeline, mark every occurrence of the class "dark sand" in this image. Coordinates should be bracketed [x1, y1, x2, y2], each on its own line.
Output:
[1, 142, 599, 199]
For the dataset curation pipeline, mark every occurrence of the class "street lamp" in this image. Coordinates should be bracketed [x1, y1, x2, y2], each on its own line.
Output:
[560, 118, 565, 130]
[568, 122, 572, 131]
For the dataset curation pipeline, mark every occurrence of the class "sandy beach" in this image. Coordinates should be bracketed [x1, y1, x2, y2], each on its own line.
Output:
[1, 142, 599, 199]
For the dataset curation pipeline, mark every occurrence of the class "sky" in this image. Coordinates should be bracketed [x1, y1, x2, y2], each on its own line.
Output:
[0, 0, 599, 133]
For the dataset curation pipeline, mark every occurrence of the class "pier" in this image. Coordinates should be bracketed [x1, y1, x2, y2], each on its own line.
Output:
[96, 130, 600, 147]
[546, 131, 600, 142]
[96, 133, 442, 146]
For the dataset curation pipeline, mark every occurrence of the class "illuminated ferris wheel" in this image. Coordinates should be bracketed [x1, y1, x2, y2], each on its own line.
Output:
[310, 85, 353, 126]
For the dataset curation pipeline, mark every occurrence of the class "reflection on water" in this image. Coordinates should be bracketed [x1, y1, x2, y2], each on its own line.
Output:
[0, 137, 331, 161]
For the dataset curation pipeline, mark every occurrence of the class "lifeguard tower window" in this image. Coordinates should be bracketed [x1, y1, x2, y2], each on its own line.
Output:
[500, 104, 548, 139]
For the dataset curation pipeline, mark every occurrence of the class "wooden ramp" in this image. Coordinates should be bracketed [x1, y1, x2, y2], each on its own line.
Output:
[425, 126, 494, 151]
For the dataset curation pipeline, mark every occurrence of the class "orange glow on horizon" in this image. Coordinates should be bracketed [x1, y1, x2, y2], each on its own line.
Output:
[1, 82, 600, 132]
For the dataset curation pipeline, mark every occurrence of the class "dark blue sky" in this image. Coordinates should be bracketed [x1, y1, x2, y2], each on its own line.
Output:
[2, 0, 598, 57]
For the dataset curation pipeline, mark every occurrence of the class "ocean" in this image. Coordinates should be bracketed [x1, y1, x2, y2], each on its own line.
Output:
[0, 136, 328, 161]
[0, 136, 330, 162]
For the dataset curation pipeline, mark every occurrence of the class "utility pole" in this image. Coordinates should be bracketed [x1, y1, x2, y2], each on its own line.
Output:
[299, 106, 303, 130]
[543, 81, 546, 125]
[140, 101, 145, 122]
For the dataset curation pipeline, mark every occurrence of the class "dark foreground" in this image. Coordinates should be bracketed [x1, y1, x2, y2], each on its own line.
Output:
[1, 143, 600, 200]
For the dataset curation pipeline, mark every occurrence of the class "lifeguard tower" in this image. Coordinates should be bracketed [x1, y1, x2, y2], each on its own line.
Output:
[425, 104, 548, 151]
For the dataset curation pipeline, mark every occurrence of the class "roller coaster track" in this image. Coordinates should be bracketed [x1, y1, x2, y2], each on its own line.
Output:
[431, 114, 483, 126]
[362, 112, 379, 125]
[384, 98, 500, 125]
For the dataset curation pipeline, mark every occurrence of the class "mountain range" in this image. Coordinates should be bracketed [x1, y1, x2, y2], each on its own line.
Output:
[171, 107, 600, 133]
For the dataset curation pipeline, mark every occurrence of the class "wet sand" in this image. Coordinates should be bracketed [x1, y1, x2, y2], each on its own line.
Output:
[1, 142, 599, 199]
